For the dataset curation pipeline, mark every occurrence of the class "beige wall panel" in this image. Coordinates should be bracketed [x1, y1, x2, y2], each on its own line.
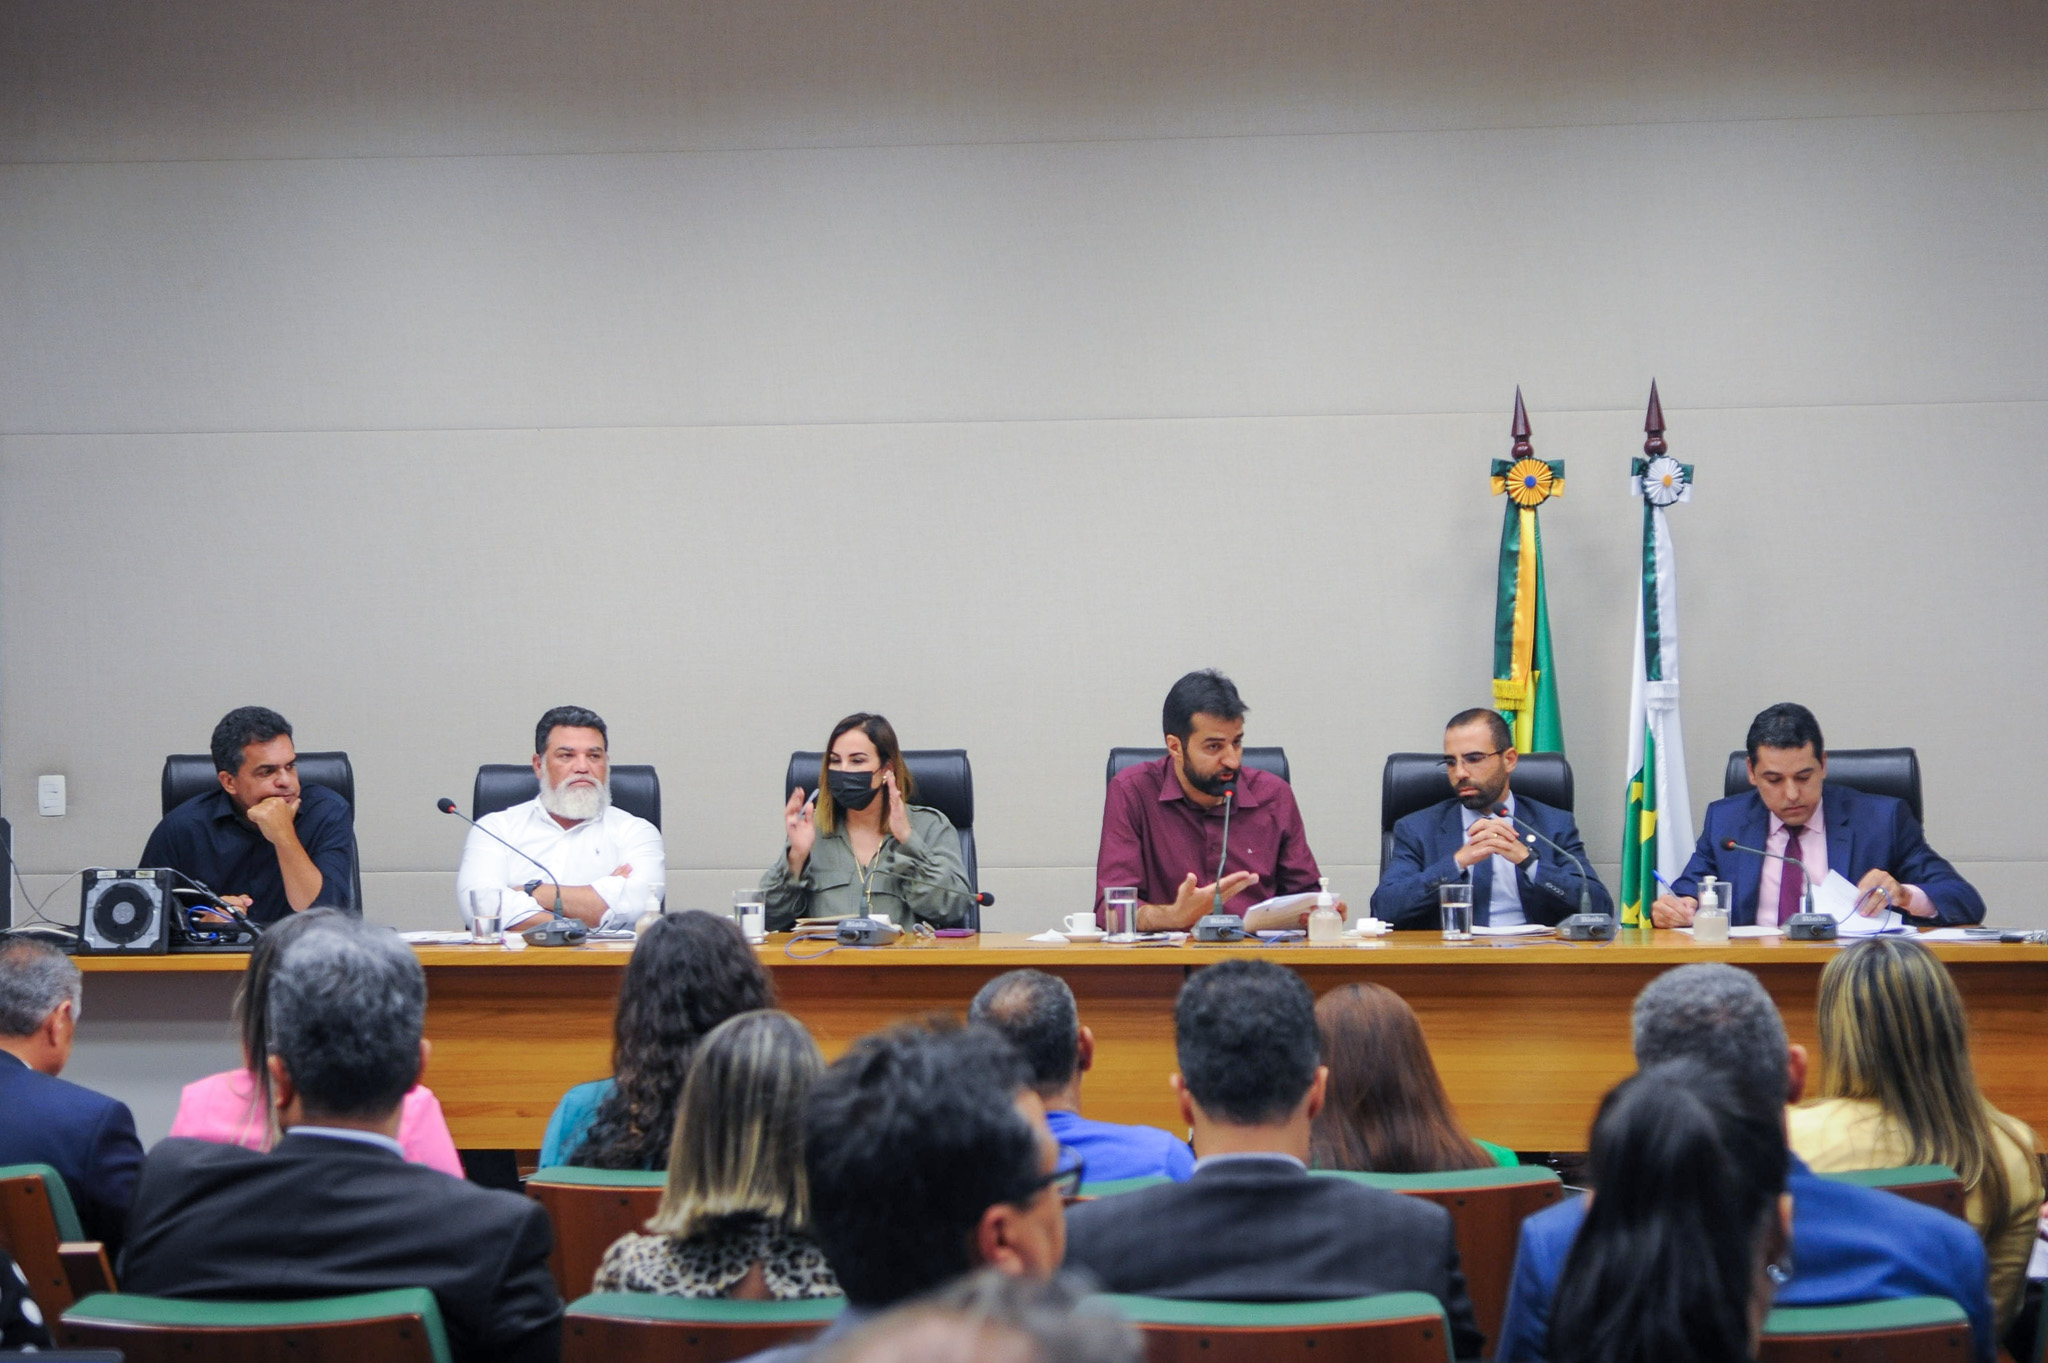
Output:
[4, 111, 2044, 434]
[4, 0, 2043, 161]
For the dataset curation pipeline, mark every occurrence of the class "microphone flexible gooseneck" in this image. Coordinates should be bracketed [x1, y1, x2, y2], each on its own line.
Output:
[1213, 784, 1236, 917]
[1494, 805, 1595, 918]
[436, 798, 587, 945]
[1721, 837, 1816, 918]
[872, 869, 994, 908]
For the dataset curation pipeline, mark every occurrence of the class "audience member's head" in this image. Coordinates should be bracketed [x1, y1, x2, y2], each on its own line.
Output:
[266, 915, 427, 1125]
[1551, 1060, 1791, 1363]
[1174, 960, 1325, 1137]
[1310, 982, 1489, 1173]
[0, 936, 83, 1075]
[822, 1269, 1141, 1363]
[805, 1024, 1068, 1310]
[573, 909, 775, 1169]
[1814, 936, 2021, 1231]
[646, 1009, 823, 1243]
[229, 908, 351, 1141]
[1632, 962, 1798, 1106]
[969, 970, 1088, 1102]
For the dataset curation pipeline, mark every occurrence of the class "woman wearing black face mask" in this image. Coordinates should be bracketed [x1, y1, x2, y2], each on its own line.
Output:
[760, 712, 973, 932]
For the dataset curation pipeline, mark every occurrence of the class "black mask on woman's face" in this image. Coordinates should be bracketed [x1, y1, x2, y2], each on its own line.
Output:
[828, 767, 882, 811]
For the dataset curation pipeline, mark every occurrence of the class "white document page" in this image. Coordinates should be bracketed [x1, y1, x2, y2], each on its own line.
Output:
[1814, 870, 1906, 935]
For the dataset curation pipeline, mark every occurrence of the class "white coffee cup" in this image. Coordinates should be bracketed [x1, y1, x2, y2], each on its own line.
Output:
[1061, 911, 1099, 935]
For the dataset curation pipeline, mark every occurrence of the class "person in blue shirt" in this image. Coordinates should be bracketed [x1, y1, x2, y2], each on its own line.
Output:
[1494, 963, 1994, 1363]
[969, 969, 1193, 1184]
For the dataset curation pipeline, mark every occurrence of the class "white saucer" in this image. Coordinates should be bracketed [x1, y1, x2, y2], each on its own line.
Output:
[1062, 928, 1108, 941]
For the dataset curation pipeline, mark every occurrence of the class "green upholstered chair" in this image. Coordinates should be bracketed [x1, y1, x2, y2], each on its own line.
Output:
[0, 1162, 114, 1319]
[1758, 1295, 1971, 1363]
[57, 1288, 453, 1363]
[1313, 1165, 1564, 1349]
[1099, 1291, 1453, 1363]
[563, 1291, 845, 1363]
[1817, 1164, 1968, 1221]
[526, 1165, 667, 1300]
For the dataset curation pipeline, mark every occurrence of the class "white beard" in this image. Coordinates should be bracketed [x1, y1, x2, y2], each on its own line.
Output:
[539, 770, 611, 822]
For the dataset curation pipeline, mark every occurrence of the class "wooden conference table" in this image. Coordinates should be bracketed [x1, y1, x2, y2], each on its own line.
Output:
[77, 930, 2048, 1153]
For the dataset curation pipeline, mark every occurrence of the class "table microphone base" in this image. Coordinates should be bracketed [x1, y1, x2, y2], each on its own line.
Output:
[1783, 913, 1837, 941]
[1559, 913, 1617, 941]
[523, 919, 589, 948]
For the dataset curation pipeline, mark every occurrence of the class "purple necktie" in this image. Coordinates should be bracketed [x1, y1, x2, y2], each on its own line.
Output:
[1777, 825, 1809, 922]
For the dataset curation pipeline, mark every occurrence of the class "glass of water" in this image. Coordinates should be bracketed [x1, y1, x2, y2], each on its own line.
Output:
[467, 888, 504, 945]
[1103, 886, 1138, 941]
[732, 888, 767, 944]
[1440, 883, 1475, 941]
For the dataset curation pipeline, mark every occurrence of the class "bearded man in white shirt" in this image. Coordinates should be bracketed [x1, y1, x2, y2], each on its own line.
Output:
[454, 706, 666, 931]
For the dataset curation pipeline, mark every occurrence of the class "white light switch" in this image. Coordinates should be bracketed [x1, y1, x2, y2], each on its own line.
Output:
[37, 775, 65, 816]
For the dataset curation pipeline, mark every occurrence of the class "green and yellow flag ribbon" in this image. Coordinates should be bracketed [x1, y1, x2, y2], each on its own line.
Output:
[1490, 388, 1565, 754]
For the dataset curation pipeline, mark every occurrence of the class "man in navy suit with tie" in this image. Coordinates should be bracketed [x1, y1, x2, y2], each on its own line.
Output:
[1371, 709, 1611, 929]
[1651, 703, 1984, 928]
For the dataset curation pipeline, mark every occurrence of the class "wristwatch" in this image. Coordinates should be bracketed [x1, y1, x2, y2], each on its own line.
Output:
[522, 878, 544, 897]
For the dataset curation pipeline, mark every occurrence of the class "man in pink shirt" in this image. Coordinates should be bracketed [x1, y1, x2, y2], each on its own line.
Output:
[1095, 670, 1333, 933]
[1652, 703, 1984, 928]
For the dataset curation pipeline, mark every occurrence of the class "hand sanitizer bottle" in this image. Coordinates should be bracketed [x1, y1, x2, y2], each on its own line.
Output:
[1693, 879, 1730, 945]
[1308, 877, 1343, 943]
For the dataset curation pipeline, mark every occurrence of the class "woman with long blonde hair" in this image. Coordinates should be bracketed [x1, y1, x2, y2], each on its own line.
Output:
[592, 1009, 840, 1299]
[1790, 936, 2043, 1334]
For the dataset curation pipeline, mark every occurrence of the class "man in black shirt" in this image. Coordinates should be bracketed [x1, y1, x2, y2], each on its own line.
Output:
[141, 706, 357, 923]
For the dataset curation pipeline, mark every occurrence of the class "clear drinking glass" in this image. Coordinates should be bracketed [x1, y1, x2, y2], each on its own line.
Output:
[467, 888, 504, 944]
[1103, 886, 1138, 941]
[733, 888, 767, 944]
[1440, 883, 1475, 941]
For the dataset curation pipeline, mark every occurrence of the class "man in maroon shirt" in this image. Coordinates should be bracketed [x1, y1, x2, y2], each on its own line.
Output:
[1095, 670, 1335, 932]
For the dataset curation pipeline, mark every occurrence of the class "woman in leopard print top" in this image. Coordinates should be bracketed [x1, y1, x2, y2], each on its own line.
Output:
[593, 1010, 841, 1299]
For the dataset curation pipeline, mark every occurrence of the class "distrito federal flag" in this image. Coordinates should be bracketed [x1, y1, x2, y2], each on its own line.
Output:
[1619, 392, 1696, 926]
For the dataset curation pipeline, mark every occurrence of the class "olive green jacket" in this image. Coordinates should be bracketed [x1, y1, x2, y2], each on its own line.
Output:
[759, 803, 972, 931]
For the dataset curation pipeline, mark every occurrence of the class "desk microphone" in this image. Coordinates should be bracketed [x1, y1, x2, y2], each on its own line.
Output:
[1720, 837, 1834, 939]
[1494, 804, 1613, 940]
[436, 798, 588, 947]
[864, 867, 994, 933]
[1195, 782, 1246, 942]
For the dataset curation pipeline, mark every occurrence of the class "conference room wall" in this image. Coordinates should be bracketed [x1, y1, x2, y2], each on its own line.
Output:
[3, 1, 2043, 941]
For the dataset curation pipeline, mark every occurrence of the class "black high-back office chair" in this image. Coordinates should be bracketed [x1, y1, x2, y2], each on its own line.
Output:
[1378, 752, 1575, 871]
[784, 750, 978, 928]
[1105, 747, 1292, 785]
[471, 765, 663, 828]
[1722, 748, 1921, 823]
[160, 752, 363, 911]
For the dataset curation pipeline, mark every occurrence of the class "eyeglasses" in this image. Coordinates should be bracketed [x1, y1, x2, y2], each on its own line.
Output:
[1436, 750, 1503, 770]
[1018, 1149, 1087, 1203]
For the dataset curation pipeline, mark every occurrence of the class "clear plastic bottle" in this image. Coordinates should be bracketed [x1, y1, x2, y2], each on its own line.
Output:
[1308, 876, 1343, 943]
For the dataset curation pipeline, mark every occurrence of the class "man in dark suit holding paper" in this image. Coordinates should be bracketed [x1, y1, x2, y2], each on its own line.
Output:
[1063, 960, 1484, 1360]
[1652, 703, 1983, 928]
[1371, 709, 1610, 929]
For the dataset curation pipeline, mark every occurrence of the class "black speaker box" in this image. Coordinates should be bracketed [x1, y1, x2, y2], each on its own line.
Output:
[77, 868, 173, 954]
